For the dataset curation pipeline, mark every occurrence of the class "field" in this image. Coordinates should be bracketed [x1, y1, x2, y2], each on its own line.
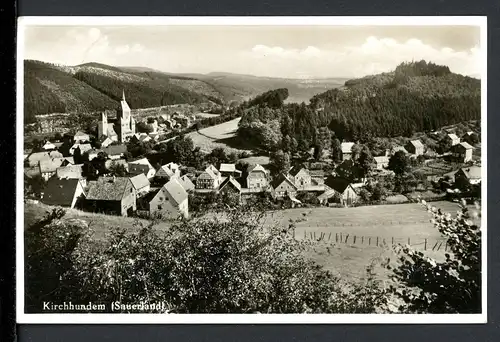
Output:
[187, 117, 253, 154]
[238, 155, 270, 166]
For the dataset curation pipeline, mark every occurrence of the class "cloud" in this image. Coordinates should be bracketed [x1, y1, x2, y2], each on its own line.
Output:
[247, 37, 480, 78]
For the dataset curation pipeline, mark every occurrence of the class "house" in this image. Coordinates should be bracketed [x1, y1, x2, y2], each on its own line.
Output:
[451, 142, 474, 163]
[219, 163, 242, 178]
[462, 131, 480, 145]
[85, 176, 136, 216]
[374, 155, 390, 170]
[391, 145, 408, 155]
[42, 141, 57, 150]
[246, 164, 269, 191]
[288, 164, 312, 190]
[25, 151, 63, 167]
[455, 166, 481, 188]
[310, 169, 325, 186]
[196, 164, 222, 189]
[99, 135, 114, 148]
[74, 131, 90, 143]
[85, 148, 104, 161]
[70, 143, 92, 156]
[155, 162, 181, 182]
[270, 174, 298, 199]
[130, 173, 150, 198]
[445, 133, 460, 146]
[41, 178, 86, 209]
[128, 158, 156, 179]
[149, 178, 189, 219]
[405, 140, 425, 156]
[341, 142, 355, 161]
[102, 144, 127, 160]
[335, 159, 363, 182]
[39, 157, 74, 181]
[218, 176, 242, 196]
[318, 176, 359, 206]
[178, 174, 195, 192]
[55, 164, 86, 187]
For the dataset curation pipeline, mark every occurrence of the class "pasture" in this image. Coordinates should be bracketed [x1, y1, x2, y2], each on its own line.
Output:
[187, 117, 250, 154]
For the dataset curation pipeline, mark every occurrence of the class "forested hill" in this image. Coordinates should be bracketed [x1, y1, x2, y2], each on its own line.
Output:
[23, 60, 224, 123]
[236, 61, 481, 153]
[310, 60, 480, 140]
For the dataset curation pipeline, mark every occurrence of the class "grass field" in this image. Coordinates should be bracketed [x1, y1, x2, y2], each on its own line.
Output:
[187, 118, 253, 154]
[238, 155, 270, 166]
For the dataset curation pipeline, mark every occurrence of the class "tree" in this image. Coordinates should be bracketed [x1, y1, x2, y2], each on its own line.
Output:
[205, 147, 229, 167]
[390, 200, 481, 313]
[358, 188, 371, 203]
[331, 138, 342, 164]
[370, 183, 387, 201]
[388, 151, 410, 176]
[108, 162, 128, 177]
[53, 132, 63, 142]
[357, 146, 375, 178]
[136, 121, 153, 134]
[269, 150, 291, 176]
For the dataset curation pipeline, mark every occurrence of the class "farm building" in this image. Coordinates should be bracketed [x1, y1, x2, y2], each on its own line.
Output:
[445, 133, 460, 146]
[319, 176, 359, 207]
[219, 163, 242, 178]
[70, 143, 92, 156]
[455, 166, 481, 188]
[39, 157, 74, 181]
[451, 142, 474, 163]
[196, 164, 222, 189]
[270, 174, 298, 199]
[148, 178, 189, 219]
[102, 144, 128, 160]
[55, 164, 86, 186]
[178, 174, 195, 192]
[155, 162, 181, 182]
[219, 176, 242, 196]
[42, 141, 57, 150]
[462, 131, 480, 145]
[246, 164, 269, 191]
[85, 176, 136, 216]
[128, 158, 156, 179]
[74, 131, 90, 143]
[288, 164, 312, 190]
[130, 173, 151, 198]
[41, 178, 86, 209]
[405, 140, 425, 156]
[341, 142, 355, 161]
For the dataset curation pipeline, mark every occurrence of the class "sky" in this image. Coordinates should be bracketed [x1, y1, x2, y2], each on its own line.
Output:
[22, 25, 482, 79]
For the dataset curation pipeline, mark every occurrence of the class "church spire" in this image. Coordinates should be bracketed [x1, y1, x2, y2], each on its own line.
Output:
[122, 89, 126, 101]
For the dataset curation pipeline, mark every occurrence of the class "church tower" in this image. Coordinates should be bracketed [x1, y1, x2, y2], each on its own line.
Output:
[117, 90, 134, 142]
[97, 112, 108, 139]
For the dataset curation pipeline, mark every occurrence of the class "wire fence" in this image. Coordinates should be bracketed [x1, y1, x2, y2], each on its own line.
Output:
[297, 230, 449, 252]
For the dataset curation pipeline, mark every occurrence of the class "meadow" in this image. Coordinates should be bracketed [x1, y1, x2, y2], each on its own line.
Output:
[187, 117, 248, 154]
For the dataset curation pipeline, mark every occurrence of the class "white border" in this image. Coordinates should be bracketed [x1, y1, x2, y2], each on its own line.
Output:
[16, 16, 487, 324]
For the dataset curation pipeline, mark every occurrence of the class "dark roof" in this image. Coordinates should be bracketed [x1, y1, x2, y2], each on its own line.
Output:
[219, 176, 242, 192]
[103, 144, 127, 156]
[270, 173, 297, 189]
[324, 176, 352, 193]
[86, 177, 132, 201]
[42, 178, 82, 206]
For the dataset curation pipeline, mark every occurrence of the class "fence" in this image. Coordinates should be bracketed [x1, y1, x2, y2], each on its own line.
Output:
[298, 230, 449, 252]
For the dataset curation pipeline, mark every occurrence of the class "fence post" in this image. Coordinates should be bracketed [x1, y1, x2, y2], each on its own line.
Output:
[391, 237, 394, 245]
[408, 237, 410, 245]
[310, 232, 313, 239]
[369, 237, 371, 245]
[437, 241, 443, 251]
[336, 233, 338, 243]
[376, 236, 379, 246]
[445, 241, 447, 252]
[314, 231, 316, 239]
[345, 234, 349, 243]
[340, 233, 343, 242]
[362, 236, 364, 244]
[304, 230, 306, 239]
[424, 238, 427, 251]
[432, 241, 439, 251]
[354, 235, 357, 244]
[329, 232, 332, 241]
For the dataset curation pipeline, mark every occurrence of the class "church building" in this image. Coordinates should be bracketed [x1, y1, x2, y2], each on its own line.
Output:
[98, 91, 136, 143]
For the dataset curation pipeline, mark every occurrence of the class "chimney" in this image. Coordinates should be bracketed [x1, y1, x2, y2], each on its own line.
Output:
[113, 175, 116, 183]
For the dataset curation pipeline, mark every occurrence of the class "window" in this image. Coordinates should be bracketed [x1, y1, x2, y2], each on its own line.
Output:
[158, 205, 162, 210]
[159, 197, 163, 200]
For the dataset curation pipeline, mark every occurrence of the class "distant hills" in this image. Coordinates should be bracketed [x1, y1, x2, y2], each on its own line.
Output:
[23, 60, 347, 123]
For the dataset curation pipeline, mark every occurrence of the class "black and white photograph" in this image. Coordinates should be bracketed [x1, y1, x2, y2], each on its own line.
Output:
[16, 16, 486, 324]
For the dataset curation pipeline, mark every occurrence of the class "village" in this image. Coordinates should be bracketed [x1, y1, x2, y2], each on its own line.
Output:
[23, 92, 482, 221]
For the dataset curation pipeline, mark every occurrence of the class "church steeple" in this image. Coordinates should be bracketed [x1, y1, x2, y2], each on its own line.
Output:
[122, 90, 126, 102]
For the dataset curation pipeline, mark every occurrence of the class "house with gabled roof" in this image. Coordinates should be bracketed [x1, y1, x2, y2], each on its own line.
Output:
[128, 158, 156, 179]
[451, 142, 474, 163]
[455, 165, 481, 187]
[462, 131, 480, 145]
[56, 164, 86, 187]
[155, 162, 181, 182]
[374, 155, 390, 170]
[74, 131, 90, 143]
[196, 164, 222, 189]
[178, 174, 195, 192]
[41, 178, 86, 209]
[102, 144, 127, 160]
[99, 135, 114, 148]
[219, 163, 242, 178]
[246, 164, 269, 191]
[341, 142, 355, 161]
[85, 176, 136, 216]
[218, 176, 242, 196]
[25, 151, 63, 167]
[288, 164, 312, 190]
[445, 133, 460, 146]
[70, 143, 92, 156]
[39, 157, 74, 181]
[318, 176, 358, 206]
[130, 173, 150, 198]
[270, 174, 298, 199]
[42, 141, 57, 150]
[405, 140, 424, 156]
[148, 178, 189, 219]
